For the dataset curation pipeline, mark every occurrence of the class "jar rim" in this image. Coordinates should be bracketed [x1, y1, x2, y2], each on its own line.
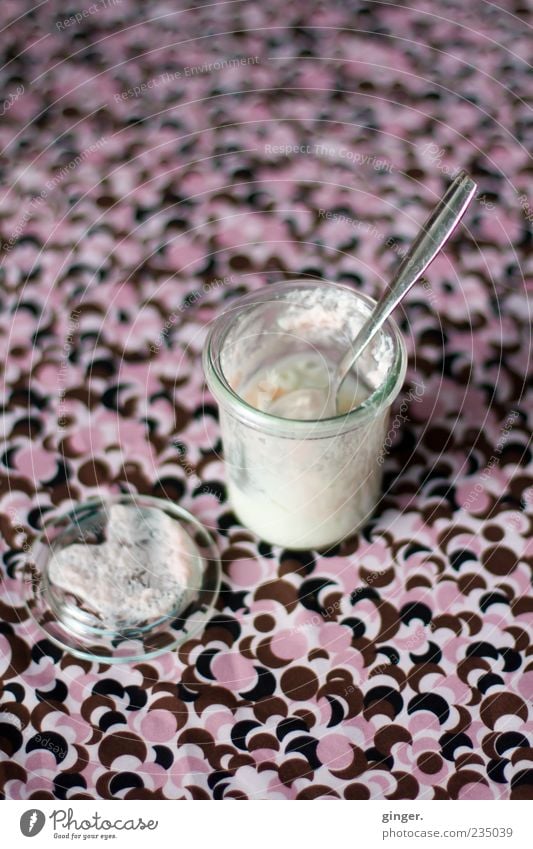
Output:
[203, 280, 407, 438]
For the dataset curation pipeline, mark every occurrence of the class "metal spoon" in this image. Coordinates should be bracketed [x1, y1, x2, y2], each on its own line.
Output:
[270, 170, 478, 419]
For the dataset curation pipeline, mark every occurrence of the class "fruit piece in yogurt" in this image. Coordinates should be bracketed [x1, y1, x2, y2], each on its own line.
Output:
[240, 352, 369, 420]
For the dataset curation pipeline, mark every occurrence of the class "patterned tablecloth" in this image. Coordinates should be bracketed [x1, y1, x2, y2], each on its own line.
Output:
[0, 0, 532, 801]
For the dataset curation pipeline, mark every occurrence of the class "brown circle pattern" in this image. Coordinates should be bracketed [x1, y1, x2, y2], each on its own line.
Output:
[0, 0, 532, 799]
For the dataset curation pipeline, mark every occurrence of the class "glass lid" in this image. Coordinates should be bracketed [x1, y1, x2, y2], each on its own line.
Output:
[21, 494, 221, 664]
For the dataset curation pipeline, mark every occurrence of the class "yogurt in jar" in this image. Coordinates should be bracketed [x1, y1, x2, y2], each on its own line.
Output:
[204, 281, 406, 549]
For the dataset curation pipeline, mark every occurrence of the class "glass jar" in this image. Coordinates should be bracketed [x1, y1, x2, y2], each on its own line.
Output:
[203, 280, 407, 549]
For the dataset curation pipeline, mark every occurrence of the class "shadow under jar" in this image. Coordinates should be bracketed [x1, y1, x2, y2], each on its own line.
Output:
[203, 280, 407, 549]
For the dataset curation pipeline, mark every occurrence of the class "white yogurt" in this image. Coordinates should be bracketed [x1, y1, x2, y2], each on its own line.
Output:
[222, 350, 390, 548]
[220, 385, 389, 549]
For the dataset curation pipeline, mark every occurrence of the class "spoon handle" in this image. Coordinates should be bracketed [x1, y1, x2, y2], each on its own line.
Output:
[337, 170, 478, 386]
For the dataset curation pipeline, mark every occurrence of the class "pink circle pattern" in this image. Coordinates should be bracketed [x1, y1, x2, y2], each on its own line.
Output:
[0, 0, 532, 800]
